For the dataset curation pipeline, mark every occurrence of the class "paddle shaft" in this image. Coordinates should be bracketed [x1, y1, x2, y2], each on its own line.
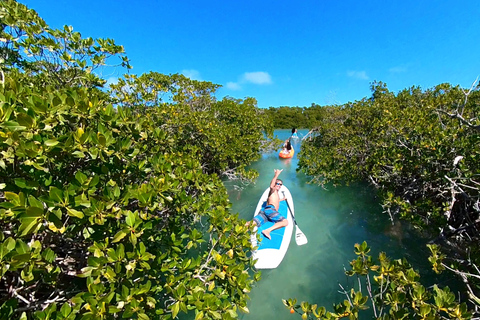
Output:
[282, 190, 308, 245]
[282, 191, 297, 225]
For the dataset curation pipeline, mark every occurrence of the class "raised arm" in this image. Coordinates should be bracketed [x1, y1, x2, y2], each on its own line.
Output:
[269, 169, 283, 189]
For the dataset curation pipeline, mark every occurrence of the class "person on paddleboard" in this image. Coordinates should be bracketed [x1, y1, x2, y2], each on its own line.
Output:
[291, 128, 298, 139]
[252, 169, 288, 240]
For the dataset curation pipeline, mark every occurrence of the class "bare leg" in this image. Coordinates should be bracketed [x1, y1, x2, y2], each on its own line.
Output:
[262, 220, 288, 240]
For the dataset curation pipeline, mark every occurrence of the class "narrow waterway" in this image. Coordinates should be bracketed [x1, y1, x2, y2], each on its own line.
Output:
[224, 129, 459, 319]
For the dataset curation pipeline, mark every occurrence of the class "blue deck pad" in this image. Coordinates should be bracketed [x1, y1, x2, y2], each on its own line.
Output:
[257, 200, 288, 250]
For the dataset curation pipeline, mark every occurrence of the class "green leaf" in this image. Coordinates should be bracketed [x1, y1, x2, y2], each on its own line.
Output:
[0, 238, 15, 259]
[106, 248, 118, 261]
[28, 195, 44, 209]
[75, 171, 88, 185]
[4, 238, 16, 251]
[18, 207, 43, 236]
[72, 151, 86, 158]
[75, 193, 91, 208]
[194, 311, 204, 320]
[126, 212, 135, 227]
[77, 266, 94, 278]
[44, 139, 59, 147]
[26, 206, 44, 216]
[4, 192, 21, 206]
[42, 248, 56, 263]
[14, 179, 27, 188]
[2, 121, 26, 131]
[108, 306, 122, 314]
[227, 309, 238, 318]
[115, 247, 125, 263]
[113, 186, 121, 197]
[66, 207, 84, 219]
[171, 302, 180, 318]
[238, 305, 249, 313]
[16, 113, 34, 128]
[137, 313, 150, 320]
[49, 187, 64, 203]
[0, 298, 18, 319]
[60, 302, 72, 317]
[44, 175, 52, 187]
[11, 253, 31, 266]
[112, 229, 128, 243]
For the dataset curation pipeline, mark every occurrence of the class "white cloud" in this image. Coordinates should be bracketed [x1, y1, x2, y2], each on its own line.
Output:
[106, 77, 119, 86]
[226, 82, 242, 90]
[347, 70, 369, 80]
[242, 71, 272, 85]
[182, 69, 202, 80]
[225, 71, 273, 91]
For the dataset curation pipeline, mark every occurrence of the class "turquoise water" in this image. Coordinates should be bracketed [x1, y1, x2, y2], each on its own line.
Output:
[224, 129, 459, 319]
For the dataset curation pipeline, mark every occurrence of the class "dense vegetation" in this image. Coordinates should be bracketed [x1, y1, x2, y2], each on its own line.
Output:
[0, 1, 275, 319]
[263, 105, 328, 129]
[293, 81, 480, 319]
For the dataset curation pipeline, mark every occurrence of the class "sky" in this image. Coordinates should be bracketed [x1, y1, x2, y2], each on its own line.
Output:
[20, 0, 480, 109]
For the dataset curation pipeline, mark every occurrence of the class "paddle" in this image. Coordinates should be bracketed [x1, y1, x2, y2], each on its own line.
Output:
[282, 191, 308, 245]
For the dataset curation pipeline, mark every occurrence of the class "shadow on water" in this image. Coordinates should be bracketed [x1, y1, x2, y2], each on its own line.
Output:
[223, 129, 464, 320]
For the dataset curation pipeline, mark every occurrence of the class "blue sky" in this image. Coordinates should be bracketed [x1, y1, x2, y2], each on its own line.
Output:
[21, 0, 480, 108]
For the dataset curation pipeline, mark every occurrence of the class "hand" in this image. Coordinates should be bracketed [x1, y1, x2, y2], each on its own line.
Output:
[274, 169, 283, 176]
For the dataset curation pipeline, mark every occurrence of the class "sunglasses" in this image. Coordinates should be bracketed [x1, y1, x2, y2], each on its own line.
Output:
[276, 182, 283, 186]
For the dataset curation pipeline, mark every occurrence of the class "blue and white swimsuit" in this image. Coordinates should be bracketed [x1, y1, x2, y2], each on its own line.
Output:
[253, 204, 285, 226]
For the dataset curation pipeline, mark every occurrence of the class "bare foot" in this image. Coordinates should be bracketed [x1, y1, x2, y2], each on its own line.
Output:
[262, 230, 271, 240]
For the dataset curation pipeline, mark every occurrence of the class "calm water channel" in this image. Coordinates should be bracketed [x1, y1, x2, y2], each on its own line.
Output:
[223, 129, 460, 319]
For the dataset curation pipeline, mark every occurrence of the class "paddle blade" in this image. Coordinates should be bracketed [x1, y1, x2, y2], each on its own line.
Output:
[295, 227, 308, 245]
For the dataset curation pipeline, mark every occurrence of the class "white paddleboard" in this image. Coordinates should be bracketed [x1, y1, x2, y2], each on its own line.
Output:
[250, 185, 294, 269]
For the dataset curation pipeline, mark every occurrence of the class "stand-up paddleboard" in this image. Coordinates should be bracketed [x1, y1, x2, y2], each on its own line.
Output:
[279, 147, 294, 159]
[250, 185, 294, 269]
